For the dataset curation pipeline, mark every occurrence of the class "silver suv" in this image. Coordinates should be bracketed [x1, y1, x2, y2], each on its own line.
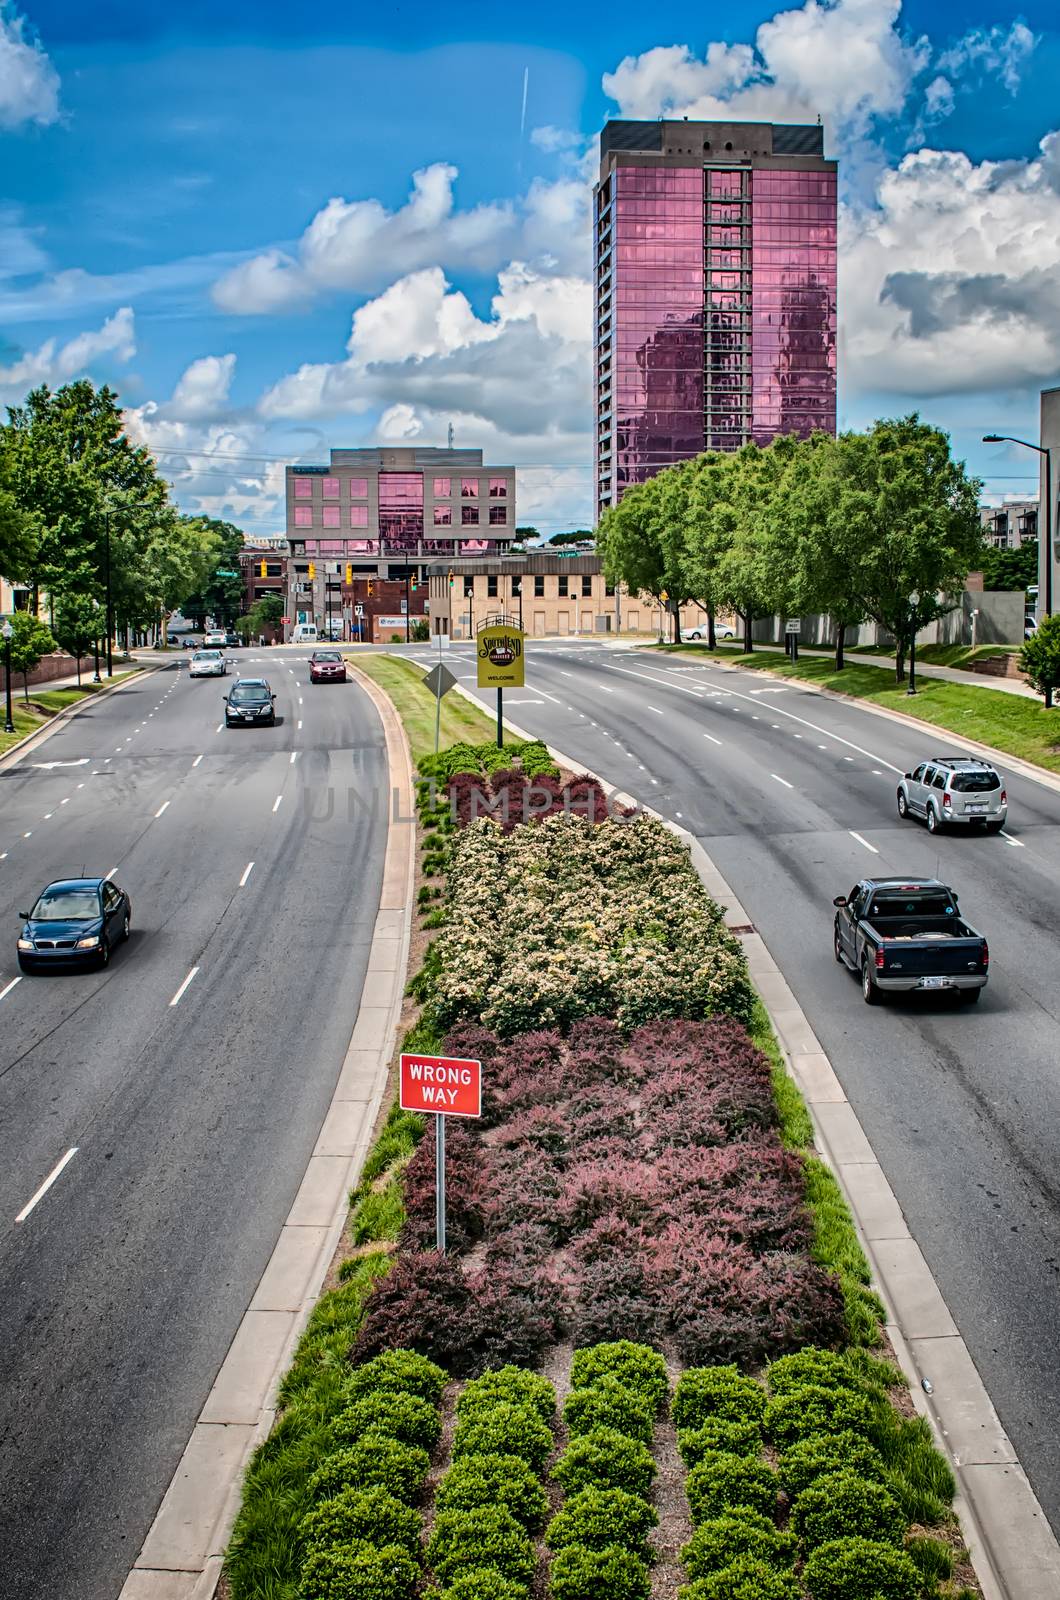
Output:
[897, 756, 1007, 834]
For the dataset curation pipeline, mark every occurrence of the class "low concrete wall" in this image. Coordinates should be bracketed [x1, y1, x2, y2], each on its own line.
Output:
[755, 590, 1024, 650]
[0, 651, 91, 693]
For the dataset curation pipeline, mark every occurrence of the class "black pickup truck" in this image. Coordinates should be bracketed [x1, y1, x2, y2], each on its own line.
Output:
[833, 877, 989, 1005]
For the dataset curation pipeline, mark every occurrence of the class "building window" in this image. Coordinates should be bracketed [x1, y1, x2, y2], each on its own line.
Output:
[487, 575, 498, 598]
[534, 575, 545, 598]
[294, 477, 313, 499]
[434, 477, 451, 498]
[294, 505, 312, 527]
[582, 576, 593, 597]
[605, 580, 615, 596]
[320, 540, 343, 554]
[461, 477, 478, 498]
[489, 477, 507, 498]
[350, 505, 369, 527]
[349, 477, 368, 498]
[461, 505, 479, 526]
[511, 576, 522, 597]
[322, 476, 339, 498]
[559, 576, 569, 598]
[434, 506, 452, 526]
[322, 505, 341, 528]
[303, 542, 318, 554]
[489, 504, 507, 526]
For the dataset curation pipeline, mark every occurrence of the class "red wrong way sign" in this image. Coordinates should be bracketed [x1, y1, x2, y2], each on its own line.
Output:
[400, 1053, 482, 1118]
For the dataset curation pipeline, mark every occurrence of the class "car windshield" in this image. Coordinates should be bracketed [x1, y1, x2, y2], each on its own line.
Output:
[230, 684, 267, 702]
[194, 651, 221, 660]
[950, 772, 1000, 792]
[31, 888, 100, 921]
[314, 652, 340, 662]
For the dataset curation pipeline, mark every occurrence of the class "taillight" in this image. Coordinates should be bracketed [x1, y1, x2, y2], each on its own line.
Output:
[1000, 790, 1007, 807]
[982, 941, 989, 969]
[942, 792, 952, 808]
[876, 947, 886, 969]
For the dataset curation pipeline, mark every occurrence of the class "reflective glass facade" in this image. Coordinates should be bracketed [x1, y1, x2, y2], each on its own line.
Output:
[596, 120, 837, 520]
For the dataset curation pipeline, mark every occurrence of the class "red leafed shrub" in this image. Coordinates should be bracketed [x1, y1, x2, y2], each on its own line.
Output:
[556, 1156, 664, 1237]
[654, 1144, 810, 1253]
[566, 1091, 639, 1150]
[569, 1217, 663, 1345]
[493, 1104, 571, 1162]
[622, 1020, 773, 1094]
[483, 1145, 566, 1238]
[441, 1022, 503, 1072]
[399, 1124, 488, 1253]
[638, 1067, 777, 1143]
[565, 1017, 626, 1079]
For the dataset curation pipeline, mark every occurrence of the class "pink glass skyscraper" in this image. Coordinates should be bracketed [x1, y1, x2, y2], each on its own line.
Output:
[595, 119, 837, 519]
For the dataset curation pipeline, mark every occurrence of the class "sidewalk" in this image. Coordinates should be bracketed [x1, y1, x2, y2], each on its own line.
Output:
[808, 647, 1038, 700]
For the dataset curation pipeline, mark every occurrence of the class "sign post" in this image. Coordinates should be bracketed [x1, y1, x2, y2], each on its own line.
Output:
[400, 1052, 483, 1252]
[424, 660, 458, 755]
[476, 621, 525, 750]
[784, 618, 801, 662]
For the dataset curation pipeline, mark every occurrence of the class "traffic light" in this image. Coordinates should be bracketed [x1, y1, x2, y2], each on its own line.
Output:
[447, 570, 455, 588]
[410, 575, 418, 593]
[259, 560, 267, 578]
[367, 580, 375, 597]
[345, 563, 353, 584]
[308, 562, 316, 579]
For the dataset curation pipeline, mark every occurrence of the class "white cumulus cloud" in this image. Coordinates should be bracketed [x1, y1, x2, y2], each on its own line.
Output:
[0, 306, 135, 401]
[0, 5, 59, 129]
[167, 352, 237, 421]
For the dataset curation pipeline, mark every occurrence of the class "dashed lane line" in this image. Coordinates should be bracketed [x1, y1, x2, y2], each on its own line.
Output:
[239, 861, 255, 887]
[771, 774, 794, 789]
[0, 975, 22, 1003]
[15, 1147, 78, 1224]
[169, 967, 199, 1007]
[154, 801, 170, 819]
[272, 795, 283, 813]
[849, 831, 880, 854]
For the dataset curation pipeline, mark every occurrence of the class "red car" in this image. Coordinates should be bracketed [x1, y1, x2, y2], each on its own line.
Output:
[309, 650, 347, 683]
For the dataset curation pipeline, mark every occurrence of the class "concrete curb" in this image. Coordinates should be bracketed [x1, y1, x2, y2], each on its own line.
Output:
[520, 730, 1060, 1600]
[118, 670, 417, 1600]
[0, 663, 160, 774]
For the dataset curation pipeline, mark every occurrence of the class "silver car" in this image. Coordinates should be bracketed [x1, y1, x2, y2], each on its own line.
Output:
[897, 756, 1007, 834]
[188, 649, 227, 678]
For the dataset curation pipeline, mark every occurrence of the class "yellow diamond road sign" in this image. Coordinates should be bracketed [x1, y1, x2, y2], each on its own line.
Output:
[477, 624, 526, 688]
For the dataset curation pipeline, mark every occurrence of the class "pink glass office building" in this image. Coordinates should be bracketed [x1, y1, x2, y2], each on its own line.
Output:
[595, 119, 837, 519]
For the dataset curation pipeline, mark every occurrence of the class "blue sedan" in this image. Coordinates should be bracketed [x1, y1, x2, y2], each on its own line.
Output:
[17, 877, 132, 972]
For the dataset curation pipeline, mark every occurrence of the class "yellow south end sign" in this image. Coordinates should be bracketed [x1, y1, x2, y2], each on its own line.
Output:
[477, 624, 526, 688]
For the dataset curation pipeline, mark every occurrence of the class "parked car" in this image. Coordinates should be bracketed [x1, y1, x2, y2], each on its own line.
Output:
[225, 631, 241, 648]
[309, 650, 347, 683]
[1025, 613, 1038, 640]
[833, 877, 989, 1005]
[224, 678, 276, 726]
[896, 756, 1007, 833]
[686, 622, 737, 641]
[18, 877, 131, 972]
[189, 649, 227, 678]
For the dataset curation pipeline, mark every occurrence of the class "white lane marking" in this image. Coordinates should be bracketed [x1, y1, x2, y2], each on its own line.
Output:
[599, 686, 615, 693]
[298, 696, 303, 705]
[703, 733, 723, 746]
[1, 975, 23, 1002]
[239, 861, 255, 887]
[105, 867, 118, 880]
[297, 719, 303, 729]
[849, 831, 879, 854]
[560, 670, 573, 677]
[77, 782, 85, 789]
[793, 733, 802, 739]
[31, 757, 89, 770]
[60, 797, 69, 805]
[843, 755, 854, 762]
[650, 777, 659, 784]
[23, 831, 31, 838]
[169, 967, 199, 1007]
[215, 724, 223, 734]
[0, 851, 7, 860]
[43, 812, 52, 819]
[872, 769, 884, 776]
[647, 706, 663, 715]
[192, 753, 204, 768]
[818, 744, 828, 750]
[1000, 831, 1024, 848]
[154, 800, 170, 818]
[16, 1147, 78, 1224]
[272, 795, 283, 813]
[289, 751, 298, 764]
[771, 774, 794, 789]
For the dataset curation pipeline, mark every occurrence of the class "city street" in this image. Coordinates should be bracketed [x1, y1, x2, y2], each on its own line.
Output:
[434, 637, 1060, 1534]
[0, 658, 387, 1600]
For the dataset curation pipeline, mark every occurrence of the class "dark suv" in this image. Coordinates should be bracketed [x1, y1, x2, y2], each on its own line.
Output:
[224, 678, 276, 726]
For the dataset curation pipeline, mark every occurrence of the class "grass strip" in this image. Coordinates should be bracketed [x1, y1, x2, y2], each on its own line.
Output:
[0, 670, 140, 757]
[350, 655, 496, 764]
[656, 642, 1060, 775]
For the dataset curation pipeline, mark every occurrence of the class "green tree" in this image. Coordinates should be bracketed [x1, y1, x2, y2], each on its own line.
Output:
[8, 610, 57, 701]
[779, 432, 868, 669]
[0, 437, 37, 581]
[245, 593, 284, 639]
[53, 593, 106, 686]
[977, 540, 1038, 594]
[1019, 613, 1060, 709]
[179, 517, 246, 627]
[548, 530, 594, 546]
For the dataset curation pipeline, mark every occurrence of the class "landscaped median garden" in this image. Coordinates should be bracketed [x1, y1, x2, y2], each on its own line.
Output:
[222, 731, 981, 1600]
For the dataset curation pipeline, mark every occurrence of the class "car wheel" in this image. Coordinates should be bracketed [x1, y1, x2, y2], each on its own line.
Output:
[985, 820, 1004, 834]
[861, 959, 881, 1005]
[958, 987, 981, 1005]
[926, 805, 940, 833]
[122, 913, 131, 942]
[897, 791, 908, 819]
[834, 923, 845, 964]
[99, 937, 111, 968]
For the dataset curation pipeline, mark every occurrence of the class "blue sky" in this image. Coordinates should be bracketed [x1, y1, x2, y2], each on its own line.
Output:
[2, 0, 1058, 534]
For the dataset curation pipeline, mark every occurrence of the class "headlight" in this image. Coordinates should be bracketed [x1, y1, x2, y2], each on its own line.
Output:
[75, 935, 100, 949]
[17, 937, 33, 950]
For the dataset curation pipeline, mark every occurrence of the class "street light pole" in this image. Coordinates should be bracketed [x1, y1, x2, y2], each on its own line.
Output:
[405, 570, 411, 643]
[907, 590, 920, 696]
[2, 620, 14, 734]
[104, 507, 114, 678]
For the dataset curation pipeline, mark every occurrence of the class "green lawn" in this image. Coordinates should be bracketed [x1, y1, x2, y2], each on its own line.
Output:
[665, 646, 1060, 774]
[0, 671, 140, 758]
[350, 654, 496, 764]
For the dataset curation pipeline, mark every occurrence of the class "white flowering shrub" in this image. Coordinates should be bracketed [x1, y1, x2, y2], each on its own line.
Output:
[431, 816, 754, 1036]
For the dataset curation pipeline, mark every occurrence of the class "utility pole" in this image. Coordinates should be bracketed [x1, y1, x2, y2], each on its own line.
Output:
[405, 570, 411, 643]
[2, 620, 14, 734]
[104, 507, 114, 678]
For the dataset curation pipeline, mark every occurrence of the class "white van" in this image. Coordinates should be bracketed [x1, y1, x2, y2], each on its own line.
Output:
[291, 623, 318, 644]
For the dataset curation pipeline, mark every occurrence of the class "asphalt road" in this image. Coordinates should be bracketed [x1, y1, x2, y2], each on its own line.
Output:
[0, 654, 387, 1600]
[432, 637, 1060, 1535]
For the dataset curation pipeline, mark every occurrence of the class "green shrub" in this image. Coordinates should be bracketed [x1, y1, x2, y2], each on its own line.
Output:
[427, 1507, 536, 1586]
[678, 1557, 801, 1600]
[552, 1429, 657, 1498]
[428, 1571, 529, 1600]
[676, 1418, 762, 1467]
[792, 1470, 905, 1551]
[333, 1391, 441, 1451]
[545, 1487, 658, 1558]
[682, 1510, 796, 1578]
[763, 1385, 875, 1448]
[569, 1342, 670, 1413]
[307, 1436, 430, 1505]
[435, 1454, 549, 1531]
[685, 1451, 778, 1524]
[299, 1542, 418, 1600]
[353, 1180, 406, 1245]
[863, 1405, 956, 1524]
[457, 1366, 556, 1422]
[802, 1537, 920, 1600]
[672, 1367, 766, 1430]
[549, 1544, 651, 1600]
[452, 1402, 554, 1472]
[778, 1432, 888, 1500]
[767, 1349, 867, 1396]
[359, 1106, 424, 1188]
[300, 1485, 421, 1557]
[904, 1536, 955, 1586]
[345, 1351, 448, 1405]
[564, 1378, 654, 1445]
